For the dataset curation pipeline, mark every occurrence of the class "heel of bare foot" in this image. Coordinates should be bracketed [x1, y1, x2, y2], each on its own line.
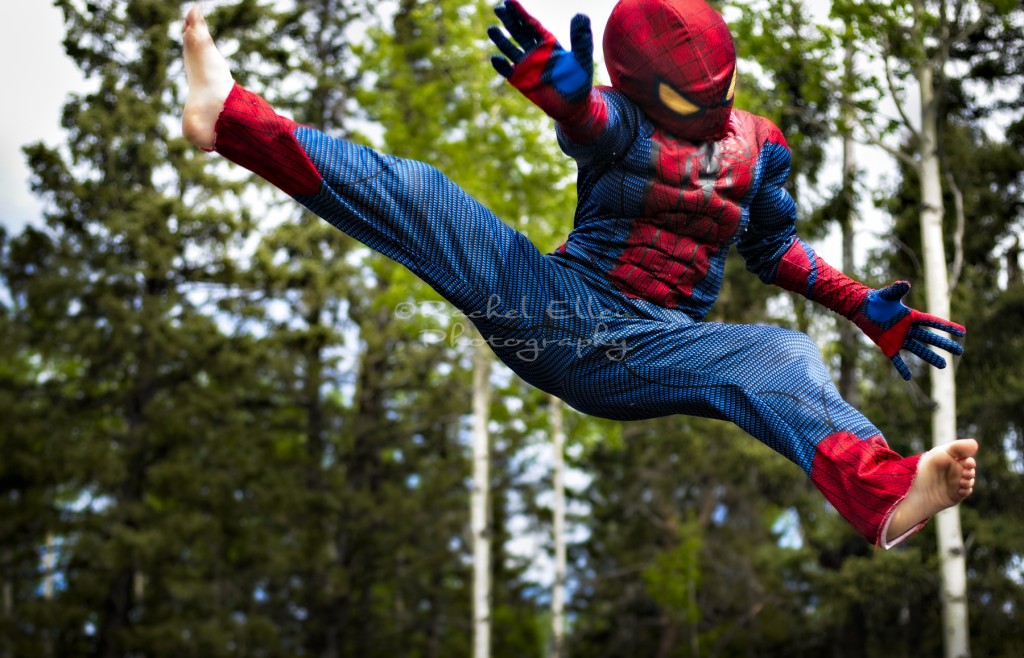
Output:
[885, 438, 978, 546]
[182, 5, 235, 150]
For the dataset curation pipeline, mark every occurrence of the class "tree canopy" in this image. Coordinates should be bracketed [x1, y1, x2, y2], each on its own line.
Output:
[2, 1, 1022, 657]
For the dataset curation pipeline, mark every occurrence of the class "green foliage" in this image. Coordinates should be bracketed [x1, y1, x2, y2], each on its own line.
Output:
[733, 0, 835, 190]
[359, 0, 573, 248]
[642, 519, 703, 624]
[3, 1, 1023, 656]
[567, 412, 824, 657]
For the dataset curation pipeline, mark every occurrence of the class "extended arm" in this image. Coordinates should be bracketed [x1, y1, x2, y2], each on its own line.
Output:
[739, 136, 965, 380]
[488, 0, 632, 162]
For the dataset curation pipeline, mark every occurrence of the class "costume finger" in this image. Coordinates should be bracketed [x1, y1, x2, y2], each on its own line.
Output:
[488, 26, 524, 64]
[491, 55, 515, 79]
[508, 0, 549, 36]
[493, 2, 527, 44]
[878, 280, 911, 302]
[569, 14, 594, 72]
[496, 0, 543, 50]
[890, 354, 913, 381]
[905, 339, 948, 370]
[912, 311, 966, 337]
[909, 326, 964, 356]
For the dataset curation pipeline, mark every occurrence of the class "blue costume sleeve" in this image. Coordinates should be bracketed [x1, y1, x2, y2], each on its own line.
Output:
[555, 88, 645, 167]
[737, 138, 866, 312]
[737, 137, 800, 284]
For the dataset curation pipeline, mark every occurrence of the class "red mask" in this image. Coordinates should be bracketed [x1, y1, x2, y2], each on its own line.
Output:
[604, 0, 737, 141]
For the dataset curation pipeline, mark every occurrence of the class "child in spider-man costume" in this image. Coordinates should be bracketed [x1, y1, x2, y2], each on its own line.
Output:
[181, 0, 977, 547]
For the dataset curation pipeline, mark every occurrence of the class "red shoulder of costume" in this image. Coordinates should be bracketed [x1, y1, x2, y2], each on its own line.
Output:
[748, 112, 789, 150]
[724, 110, 788, 152]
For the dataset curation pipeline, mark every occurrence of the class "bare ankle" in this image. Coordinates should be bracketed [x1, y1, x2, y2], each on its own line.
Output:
[883, 440, 978, 547]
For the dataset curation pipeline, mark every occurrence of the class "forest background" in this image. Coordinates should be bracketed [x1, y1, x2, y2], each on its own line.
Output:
[1, 0, 1023, 657]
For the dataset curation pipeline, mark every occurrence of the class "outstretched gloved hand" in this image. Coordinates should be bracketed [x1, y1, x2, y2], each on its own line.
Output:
[488, 0, 594, 122]
[852, 281, 966, 380]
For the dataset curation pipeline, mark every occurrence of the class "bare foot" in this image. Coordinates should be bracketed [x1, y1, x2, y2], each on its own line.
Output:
[182, 5, 235, 150]
[887, 438, 978, 543]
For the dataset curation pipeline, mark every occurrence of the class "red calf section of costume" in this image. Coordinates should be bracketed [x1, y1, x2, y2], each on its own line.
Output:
[213, 84, 322, 198]
[811, 432, 925, 546]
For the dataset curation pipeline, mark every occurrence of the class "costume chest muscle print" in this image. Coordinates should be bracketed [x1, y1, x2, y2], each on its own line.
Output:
[554, 93, 788, 318]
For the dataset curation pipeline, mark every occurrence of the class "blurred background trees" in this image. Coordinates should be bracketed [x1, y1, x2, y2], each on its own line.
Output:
[1, 0, 1021, 657]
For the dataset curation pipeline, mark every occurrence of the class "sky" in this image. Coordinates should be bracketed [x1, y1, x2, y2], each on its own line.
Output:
[0, 1, 88, 232]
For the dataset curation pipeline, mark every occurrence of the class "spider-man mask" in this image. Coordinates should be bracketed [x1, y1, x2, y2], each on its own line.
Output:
[604, 0, 737, 141]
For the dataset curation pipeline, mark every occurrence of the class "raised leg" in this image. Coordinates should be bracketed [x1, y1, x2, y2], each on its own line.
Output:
[561, 318, 975, 546]
[180, 6, 602, 396]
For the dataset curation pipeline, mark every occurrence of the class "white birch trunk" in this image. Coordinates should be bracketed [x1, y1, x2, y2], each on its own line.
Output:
[471, 345, 493, 658]
[43, 533, 56, 600]
[549, 395, 567, 658]
[839, 34, 860, 406]
[2, 554, 11, 616]
[917, 61, 970, 658]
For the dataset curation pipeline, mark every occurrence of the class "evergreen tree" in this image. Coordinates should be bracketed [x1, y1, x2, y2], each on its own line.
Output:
[3, 1, 278, 654]
[197, 0, 573, 654]
[188, 0, 480, 654]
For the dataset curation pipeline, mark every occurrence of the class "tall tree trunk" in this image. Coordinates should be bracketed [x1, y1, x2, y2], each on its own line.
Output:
[1, 564, 10, 617]
[549, 395, 567, 658]
[43, 533, 56, 601]
[2, 549, 11, 658]
[655, 618, 680, 658]
[471, 344, 492, 658]
[917, 57, 970, 658]
[839, 33, 860, 406]
[99, 352, 154, 658]
[97, 570, 133, 658]
[347, 304, 391, 658]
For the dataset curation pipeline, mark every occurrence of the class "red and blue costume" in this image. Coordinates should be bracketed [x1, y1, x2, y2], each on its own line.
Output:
[208, 0, 964, 546]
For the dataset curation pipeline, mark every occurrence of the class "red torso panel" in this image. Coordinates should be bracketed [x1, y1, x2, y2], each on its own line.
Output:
[604, 109, 771, 309]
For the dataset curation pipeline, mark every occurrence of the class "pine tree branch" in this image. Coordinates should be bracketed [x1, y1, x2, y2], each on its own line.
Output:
[879, 37, 920, 142]
[941, 0, 993, 55]
[857, 120, 918, 168]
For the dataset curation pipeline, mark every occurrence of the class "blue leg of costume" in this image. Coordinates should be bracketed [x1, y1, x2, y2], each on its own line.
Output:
[212, 84, 923, 545]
